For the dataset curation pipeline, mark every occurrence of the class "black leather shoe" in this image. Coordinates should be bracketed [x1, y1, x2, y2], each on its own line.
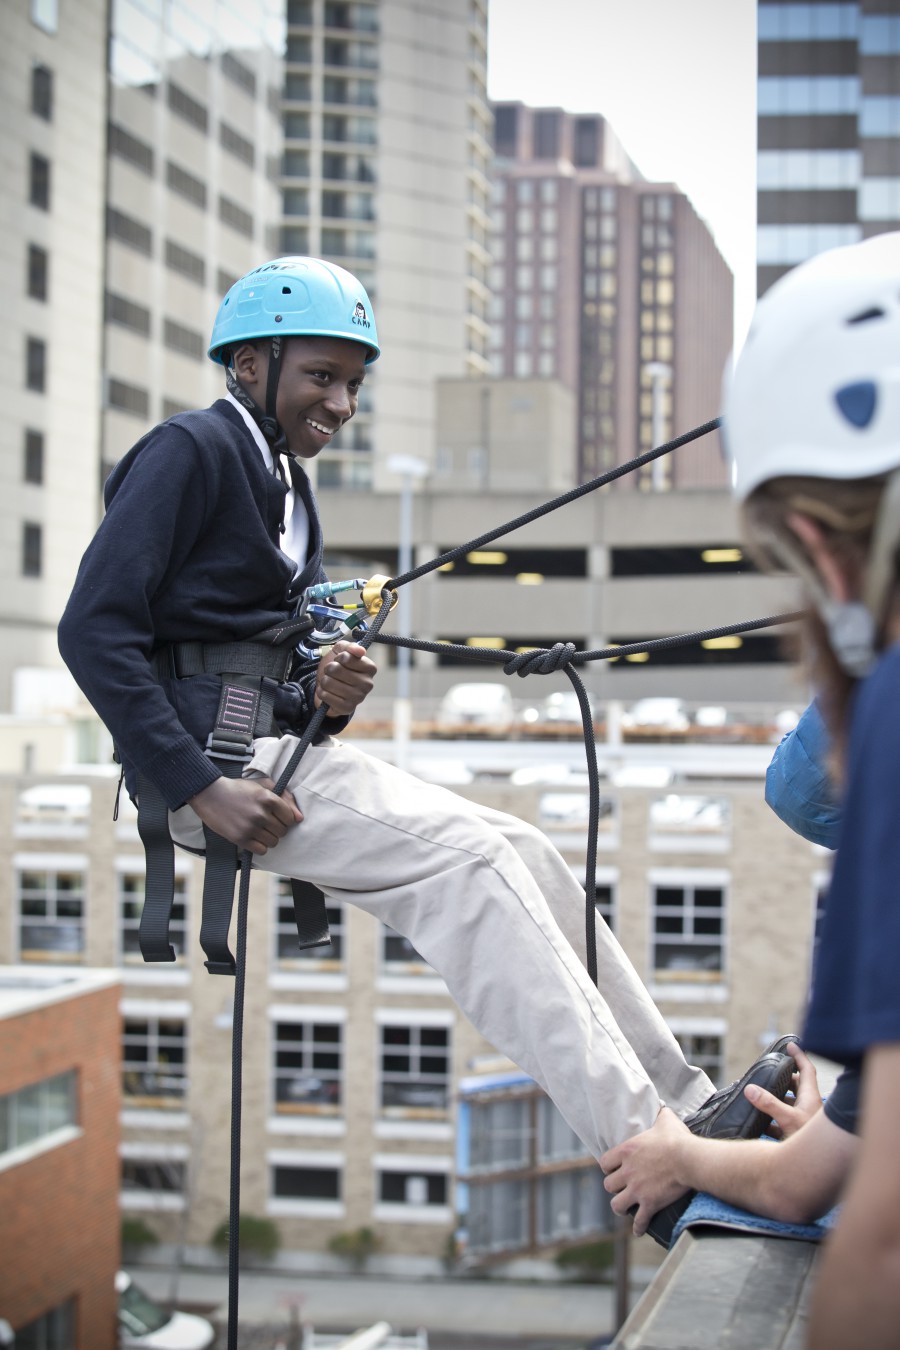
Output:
[640, 1037, 800, 1248]
[684, 1037, 800, 1140]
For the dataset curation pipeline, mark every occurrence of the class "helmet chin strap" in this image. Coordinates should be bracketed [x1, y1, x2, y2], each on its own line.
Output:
[225, 336, 290, 478]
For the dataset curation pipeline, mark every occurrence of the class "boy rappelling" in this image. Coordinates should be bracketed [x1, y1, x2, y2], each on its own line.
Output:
[59, 256, 795, 1249]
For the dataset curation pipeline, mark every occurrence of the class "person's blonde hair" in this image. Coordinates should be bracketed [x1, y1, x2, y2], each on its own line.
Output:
[742, 474, 890, 783]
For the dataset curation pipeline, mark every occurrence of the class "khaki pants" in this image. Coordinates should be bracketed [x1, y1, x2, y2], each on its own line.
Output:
[171, 734, 713, 1155]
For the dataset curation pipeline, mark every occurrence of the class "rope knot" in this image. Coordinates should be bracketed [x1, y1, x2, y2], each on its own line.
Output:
[503, 642, 577, 678]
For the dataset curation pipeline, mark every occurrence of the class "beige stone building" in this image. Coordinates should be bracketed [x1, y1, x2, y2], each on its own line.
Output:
[0, 711, 827, 1270]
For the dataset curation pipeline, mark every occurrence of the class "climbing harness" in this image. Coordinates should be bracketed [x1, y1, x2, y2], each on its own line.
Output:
[135, 415, 800, 1349]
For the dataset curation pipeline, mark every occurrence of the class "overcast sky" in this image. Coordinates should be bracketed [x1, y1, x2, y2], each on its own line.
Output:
[486, 0, 758, 352]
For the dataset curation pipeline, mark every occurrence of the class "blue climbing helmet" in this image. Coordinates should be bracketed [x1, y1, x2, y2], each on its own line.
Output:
[208, 256, 379, 364]
[208, 257, 379, 460]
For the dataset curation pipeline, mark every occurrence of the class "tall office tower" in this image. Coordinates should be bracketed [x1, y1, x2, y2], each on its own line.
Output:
[758, 0, 900, 297]
[3, 0, 108, 712]
[103, 0, 283, 470]
[1, 0, 283, 712]
[489, 103, 734, 489]
[280, 0, 491, 491]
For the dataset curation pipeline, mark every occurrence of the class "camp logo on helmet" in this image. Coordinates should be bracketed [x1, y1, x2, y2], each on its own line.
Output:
[352, 300, 371, 330]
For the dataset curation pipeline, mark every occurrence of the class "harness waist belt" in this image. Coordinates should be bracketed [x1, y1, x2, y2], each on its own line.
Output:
[152, 640, 294, 682]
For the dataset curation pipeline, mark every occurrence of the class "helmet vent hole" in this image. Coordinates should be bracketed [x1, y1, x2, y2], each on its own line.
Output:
[282, 286, 292, 294]
[847, 306, 885, 325]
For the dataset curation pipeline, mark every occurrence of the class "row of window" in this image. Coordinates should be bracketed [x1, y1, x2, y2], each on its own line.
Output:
[122, 1148, 449, 1216]
[759, 4, 900, 51]
[121, 1009, 451, 1121]
[14, 864, 734, 985]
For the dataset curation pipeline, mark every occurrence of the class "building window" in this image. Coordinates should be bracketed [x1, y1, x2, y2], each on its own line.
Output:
[380, 924, 432, 975]
[273, 1019, 343, 1116]
[470, 1095, 530, 1171]
[163, 318, 205, 360]
[0, 1070, 77, 1157]
[221, 51, 256, 96]
[271, 1161, 341, 1201]
[31, 63, 53, 120]
[31, 0, 59, 33]
[105, 291, 151, 336]
[220, 121, 255, 167]
[651, 875, 726, 982]
[273, 881, 344, 970]
[166, 81, 208, 132]
[24, 428, 44, 484]
[377, 1162, 449, 1211]
[107, 377, 150, 419]
[165, 238, 205, 285]
[121, 1152, 187, 1205]
[21, 514, 43, 574]
[29, 152, 51, 210]
[672, 1030, 725, 1086]
[25, 336, 46, 392]
[595, 881, 616, 935]
[12, 1300, 75, 1349]
[18, 867, 84, 960]
[108, 121, 154, 174]
[120, 872, 187, 964]
[27, 244, 48, 301]
[123, 1014, 188, 1110]
[106, 206, 153, 256]
[219, 194, 254, 238]
[537, 1168, 608, 1244]
[379, 1022, 450, 1118]
[16, 784, 90, 834]
[166, 160, 207, 209]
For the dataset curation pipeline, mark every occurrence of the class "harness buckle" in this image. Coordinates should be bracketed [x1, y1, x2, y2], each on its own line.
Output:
[205, 730, 254, 764]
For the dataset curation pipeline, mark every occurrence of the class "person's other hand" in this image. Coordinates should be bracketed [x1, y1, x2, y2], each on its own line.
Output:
[314, 640, 377, 716]
[599, 1107, 692, 1237]
[745, 1042, 822, 1140]
[189, 775, 302, 854]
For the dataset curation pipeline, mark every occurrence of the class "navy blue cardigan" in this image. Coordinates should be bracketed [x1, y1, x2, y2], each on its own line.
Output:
[58, 401, 347, 809]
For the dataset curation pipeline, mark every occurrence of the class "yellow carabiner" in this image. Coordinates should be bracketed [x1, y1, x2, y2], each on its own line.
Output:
[361, 573, 399, 615]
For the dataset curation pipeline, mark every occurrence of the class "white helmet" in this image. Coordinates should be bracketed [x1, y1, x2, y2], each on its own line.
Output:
[725, 231, 900, 503]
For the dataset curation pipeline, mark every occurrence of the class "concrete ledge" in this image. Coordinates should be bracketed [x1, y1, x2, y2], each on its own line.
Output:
[612, 1231, 820, 1349]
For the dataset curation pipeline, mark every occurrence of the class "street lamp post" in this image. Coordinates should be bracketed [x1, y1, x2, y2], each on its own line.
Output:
[386, 454, 429, 771]
[645, 360, 672, 491]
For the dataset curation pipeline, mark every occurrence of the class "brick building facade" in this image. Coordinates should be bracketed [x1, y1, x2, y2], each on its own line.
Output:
[0, 968, 121, 1348]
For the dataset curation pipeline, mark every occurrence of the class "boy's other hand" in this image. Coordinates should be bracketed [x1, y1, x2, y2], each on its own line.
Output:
[314, 640, 376, 716]
[189, 776, 302, 855]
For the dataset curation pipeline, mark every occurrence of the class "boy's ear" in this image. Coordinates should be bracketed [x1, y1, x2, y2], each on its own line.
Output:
[232, 341, 263, 384]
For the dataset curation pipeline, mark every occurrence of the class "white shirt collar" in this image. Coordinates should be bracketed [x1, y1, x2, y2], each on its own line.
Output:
[225, 390, 275, 472]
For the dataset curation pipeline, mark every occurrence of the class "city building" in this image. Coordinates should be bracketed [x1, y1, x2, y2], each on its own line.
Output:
[3, 0, 108, 713]
[0, 965, 121, 1348]
[279, 0, 492, 491]
[0, 717, 824, 1272]
[2, 0, 284, 712]
[487, 102, 734, 488]
[757, 0, 900, 296]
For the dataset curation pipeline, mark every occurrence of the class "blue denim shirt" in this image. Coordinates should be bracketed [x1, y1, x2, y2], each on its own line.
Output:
[765, 701, 841, 850]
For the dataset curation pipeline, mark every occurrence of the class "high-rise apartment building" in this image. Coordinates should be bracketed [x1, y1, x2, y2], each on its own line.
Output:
[757, 0, 900, 296]
[488, 103, 734, 489]
[2, 0, 283, 712]
[3, 0, 108, 713]
[280, 0, 491, 491]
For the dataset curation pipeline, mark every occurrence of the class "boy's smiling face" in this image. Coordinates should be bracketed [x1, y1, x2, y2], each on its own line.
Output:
[233, 335, 367, 460]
